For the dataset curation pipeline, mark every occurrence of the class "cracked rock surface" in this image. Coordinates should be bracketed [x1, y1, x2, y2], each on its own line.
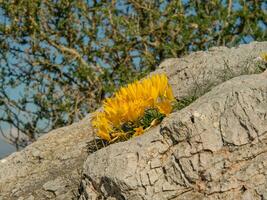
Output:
[0, 116, 94, 200]
[79, 71, 267, 200]
[0, 41, 266, 200]
[157, 41, 267, 100]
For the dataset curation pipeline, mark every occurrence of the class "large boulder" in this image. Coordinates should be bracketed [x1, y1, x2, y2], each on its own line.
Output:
[79, 70, 267, 200]
[0, 41, 266, 200]
[157, 41, 267, 99]
[81, 71, 267, 200]
[0, 116, 94, 200]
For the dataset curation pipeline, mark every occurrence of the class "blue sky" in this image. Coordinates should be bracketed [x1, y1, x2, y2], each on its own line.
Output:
[0, 135, 16, 159]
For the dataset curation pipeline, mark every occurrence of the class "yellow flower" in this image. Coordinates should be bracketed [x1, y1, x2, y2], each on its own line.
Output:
[133, 127, 144, 136]
[164, 85, 175, 101]
[91, 74, 175, 142]
[92, 113, 112, 141]
[156, 100, 173, 115]
[260, 52, 267, 62]
[110, 131, 127, 143]
[97, 130, 111, 141]
[121, 99, 146, 122]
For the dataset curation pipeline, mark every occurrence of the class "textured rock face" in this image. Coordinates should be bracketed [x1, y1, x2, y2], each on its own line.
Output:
[157, 41, 267, 100]
[79, 71, 267, 200]
[0, 115, 94, 200]
[0, 41, 266, 200]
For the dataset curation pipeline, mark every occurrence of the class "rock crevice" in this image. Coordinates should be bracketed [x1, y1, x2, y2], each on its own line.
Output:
[79, 71, 267, 200]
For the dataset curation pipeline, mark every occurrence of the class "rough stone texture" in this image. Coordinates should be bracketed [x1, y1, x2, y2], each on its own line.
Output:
[156, 41, 267, 100]
[0, 115, 94, 200]
[0, 41, 266, 200]
[79, 70, 267, 200]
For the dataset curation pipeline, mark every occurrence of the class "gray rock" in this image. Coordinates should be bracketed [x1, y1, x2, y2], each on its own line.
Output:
[156, 41, 267, 100]
[0, 115, 94, 200]
[79, 70, 267, 199]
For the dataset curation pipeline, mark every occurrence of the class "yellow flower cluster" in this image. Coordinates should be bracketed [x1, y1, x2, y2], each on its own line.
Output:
[260, 52, 267, 62]
[92, 74, 175, 142]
